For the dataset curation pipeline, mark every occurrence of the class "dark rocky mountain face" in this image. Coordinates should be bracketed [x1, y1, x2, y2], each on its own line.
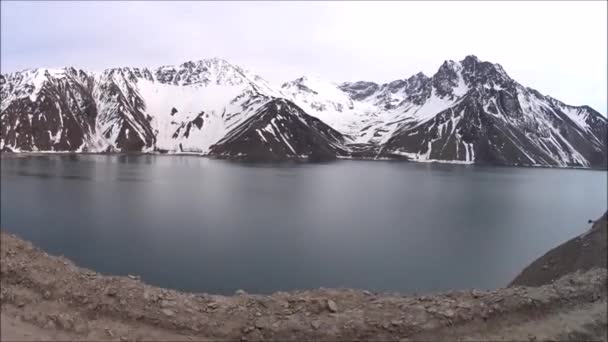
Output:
[380, 59, 608, 168]
[1, 56, 606, 167]
[208, 99, 348, 162]
[1, 69, 98, 152]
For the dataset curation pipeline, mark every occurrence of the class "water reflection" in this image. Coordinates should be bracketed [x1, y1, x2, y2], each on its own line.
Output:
[1, 154, 606, 295]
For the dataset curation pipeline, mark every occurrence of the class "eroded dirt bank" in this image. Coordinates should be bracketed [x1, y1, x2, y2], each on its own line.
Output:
[1, 226, 607, 341]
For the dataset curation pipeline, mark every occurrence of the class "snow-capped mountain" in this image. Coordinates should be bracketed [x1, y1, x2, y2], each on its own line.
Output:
[282, 55, 607, 167]
[1, 55, 606, 167]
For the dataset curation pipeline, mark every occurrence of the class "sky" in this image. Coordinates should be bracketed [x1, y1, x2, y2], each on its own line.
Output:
[1, 1, 606, 115]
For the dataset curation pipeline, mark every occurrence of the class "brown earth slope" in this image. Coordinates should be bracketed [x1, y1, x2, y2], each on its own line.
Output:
[1, 211, 607, 341]
[510, 211, 607, 287]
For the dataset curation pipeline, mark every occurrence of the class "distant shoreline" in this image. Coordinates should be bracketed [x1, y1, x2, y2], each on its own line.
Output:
[1, 150, 607, 171]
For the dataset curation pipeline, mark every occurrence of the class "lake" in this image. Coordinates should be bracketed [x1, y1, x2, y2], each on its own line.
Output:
[1, 154, 606, 295]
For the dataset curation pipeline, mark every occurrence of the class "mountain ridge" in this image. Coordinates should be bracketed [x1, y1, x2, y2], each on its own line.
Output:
[1, 55, 606, 168]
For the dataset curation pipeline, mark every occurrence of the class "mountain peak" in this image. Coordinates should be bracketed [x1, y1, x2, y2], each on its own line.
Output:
[463, 54, 480, 64]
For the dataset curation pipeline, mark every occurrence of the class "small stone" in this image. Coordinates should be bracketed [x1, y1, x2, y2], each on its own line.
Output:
[17, 302, 25, 308]
[311, 320, 321, 329]
[120, 337, 128, 342]
[161, 309, 175, 317]
[235, 289, 246, 295]
[254, 320, 265, 329]
[43, 291, 52, 300]
[160, 300, 173, 308]
[105, 328, 114, 337]
[255, 312, 262, 317]
[120, 299, 127, 306]
[326, 299, 338, 312]
[240, 336, 247, 342]
[207, 302, 219, 309]
[382, 322, 390, 329]
[391, 319, 403, 326]
[44, 320, 56, 329]
[106, 288, 117, 297]
[442, 309, 455, 318]
[363, 290, 372, 296]
[542, 264, 549, 270]
[128, 274, 140, 280]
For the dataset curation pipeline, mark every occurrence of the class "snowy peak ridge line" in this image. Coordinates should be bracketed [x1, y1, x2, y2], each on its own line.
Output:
[1, 55, 606, 168]
[279, 55, 606, 168]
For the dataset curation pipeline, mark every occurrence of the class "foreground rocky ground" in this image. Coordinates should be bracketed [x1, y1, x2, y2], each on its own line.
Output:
[1, 213, 606, 341]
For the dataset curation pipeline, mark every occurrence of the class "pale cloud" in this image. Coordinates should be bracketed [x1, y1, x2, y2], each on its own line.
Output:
[1, 1, 606, 114]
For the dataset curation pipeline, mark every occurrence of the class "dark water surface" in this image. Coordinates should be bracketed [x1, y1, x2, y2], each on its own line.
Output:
[1, 154, 606, 295]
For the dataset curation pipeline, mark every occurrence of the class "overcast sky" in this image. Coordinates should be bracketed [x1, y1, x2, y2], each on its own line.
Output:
[1, 1, 606, 114]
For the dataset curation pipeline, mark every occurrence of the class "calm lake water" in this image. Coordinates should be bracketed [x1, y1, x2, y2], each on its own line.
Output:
[1, 154, 606, 295]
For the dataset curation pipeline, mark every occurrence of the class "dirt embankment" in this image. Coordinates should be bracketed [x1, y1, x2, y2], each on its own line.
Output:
[1, 213, 607, 341]
[510, 211, 607, 287]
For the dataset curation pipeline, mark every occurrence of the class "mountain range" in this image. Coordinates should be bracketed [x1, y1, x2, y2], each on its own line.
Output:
[1, 55, 606, 168]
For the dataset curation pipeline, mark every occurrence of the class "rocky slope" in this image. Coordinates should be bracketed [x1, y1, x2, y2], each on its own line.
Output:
[208, 99, 349, 162]
[2, 56, 606, 167]
[510, 211, 607, 287]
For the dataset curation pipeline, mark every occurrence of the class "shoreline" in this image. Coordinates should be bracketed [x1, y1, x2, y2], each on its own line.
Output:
[1, 212, 607, 340]
[2, 151, 607, 171]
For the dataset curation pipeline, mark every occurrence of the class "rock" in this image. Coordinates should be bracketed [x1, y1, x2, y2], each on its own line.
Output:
[442, 309, 455, 318]
[44, 320, 56, 329]
[106, 288, 117, 297]
[128, 274, 140, 280]
[391, 319, 403, 326]
[363, 290, 373, 296]
[105, 328, 114, 337]
[17, 301, 25, 307]
[382, 322, 390, 329]
[43, 290, 52, 300]
[56, 314, 73, 329]
[207, 302, 219, 309]
[236, 289, 246, 295]
[311, 320, 321, 329]
[327, 299, 338, 312]
[120, 336, 128, 342]
[255, 312, 262, 317]
[254, 320, 265, 329]
[161, 309, 175, 317]
[160, 300, 174, 308]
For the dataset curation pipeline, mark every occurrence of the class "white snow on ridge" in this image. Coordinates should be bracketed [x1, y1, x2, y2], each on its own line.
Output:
[2, 57, 605, 168]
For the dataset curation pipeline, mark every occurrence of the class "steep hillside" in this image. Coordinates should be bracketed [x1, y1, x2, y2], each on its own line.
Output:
[209, 98, 348, 162]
